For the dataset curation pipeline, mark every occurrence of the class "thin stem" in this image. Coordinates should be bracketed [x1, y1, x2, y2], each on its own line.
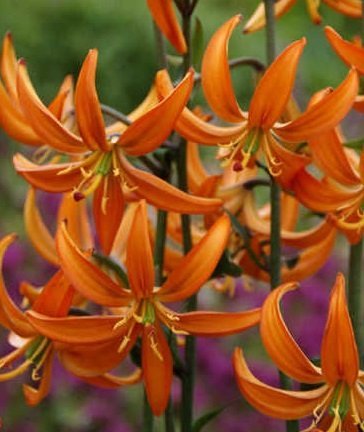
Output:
[143, 391, 154, 432]
[100, 104, 131, 125]
[269, 180, 281, 289]
[194, 56, 265, 84]
[263, 0, 298, 430]
[154, 210, 168, 287]
[164, 398, 176, 432]
[263, 0, 276, 64]
[348, 239, 363, 363]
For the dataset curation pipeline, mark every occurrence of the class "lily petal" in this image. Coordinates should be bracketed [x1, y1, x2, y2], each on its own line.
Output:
[308, 129, 360, 186]
[17, 60, 86, 154]
[0, 80, 40, 145]
[58, 331, 139, 376]
[56, 222, 131, 307]
[26, 312, 122, 344]
[0, 234, 35, 337]
[156, 69, 244, 144]
[126, 200, 155, 298]
[233, 348, 329, 419]
[13, 153, 85, 193]
[146, 0, 187, 54]
[275, 69, 359, 142]
[93, 175, 124, 255]
[158, 214, 230, 302]
[118, 70, 194, 156]
[80, 368, 142, 388]
[249, 38, 306, 130]
[260, 282, 323, 383]
[325, 27, 364, 74]
[201, 15, 245, 123]
[1, 32, 18, 101]
[159, 305, 261, 336]
[24, 188, 58, 266]
[75, 49, 109, 151]
[22, 351, 54, 406]
[142, 323, 172, 416]
[119, 153, 222, 214]
[321, 273, 359, 386]
[243, 0, 297, 33]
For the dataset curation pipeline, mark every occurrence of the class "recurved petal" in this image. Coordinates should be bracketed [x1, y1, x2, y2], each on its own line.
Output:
[142, 323, 173, 416]
[321, 273, 359, 386]
[75, 49, 109, 151]
[93, 175, 124, 255]
[308, 128, 360, 186]
[155, 69, 244, 144]
[201, 15, 245, 123]
[58, 192, 93, 251]
[158, 214, 230, 302]
[261, 283, 323, 383]
[22, 351, 54, 406]
[146, 0, 187, 54]
[0, 234, 35, 338]
[243, 0, 297, 33]
[0, 80, 40, 145]
[293, 169, 359, 213]
[48, 75, 73, 120]
[26, 312, 123, 344]
[56, 222, 131, 307]
[126, 200, 155, 298]
[325, 28, 364, 74]
[159, 305, 261, 336]
[57, 328, 140, 376]
[118, 70, 194, 156]
[17, 60, 86, 154]
[1, 32, 18, 101]
[31, 270, 74, 318]
[13, 154, 85, 193]
[275, 69, 359, 142]
[24, 187, 58, 266]
[249, 38, 306, 130]
[233, 348, 329, 419]
[79, 368, 142, 388]
[119, 153, 222, 214]
[323, 0, 362, 18]
[305, 0, 322, 24]
[281, 226, 337, 283]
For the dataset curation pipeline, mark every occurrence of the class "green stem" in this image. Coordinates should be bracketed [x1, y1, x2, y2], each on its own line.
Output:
[263, 0, 298, 430]
[143, 391, 154, 432]
[164, 398, 176, 432]
[270, 180, 281, 289]
[263, 0, 276, 64]
[348, 239, 363, 363]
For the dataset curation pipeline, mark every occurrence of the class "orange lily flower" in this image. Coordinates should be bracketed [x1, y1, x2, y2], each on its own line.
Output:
[184, 140, 337, 287]
[26, 200, 261, 415]
[12, 50, 221, 253]
[243, 0, 361, 33]
[234, 274, 364, 430]
[156, 16, 358, 189]
[146, 0, 187, 53]
[325, 26, 364, 112]
[0, 235, 141, 405]
[0, 32, 74, 146]
[292, 126, 363, 243]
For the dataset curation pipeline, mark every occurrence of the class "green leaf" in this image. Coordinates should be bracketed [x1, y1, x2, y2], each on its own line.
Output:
[192, 17, 204, 69]
[192, 405, 228, 432]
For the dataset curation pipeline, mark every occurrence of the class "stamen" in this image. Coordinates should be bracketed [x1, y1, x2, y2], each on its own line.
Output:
[170, 326, 189, 336]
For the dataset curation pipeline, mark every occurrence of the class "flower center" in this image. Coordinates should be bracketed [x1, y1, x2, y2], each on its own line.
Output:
[218, 128, 261, 172]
